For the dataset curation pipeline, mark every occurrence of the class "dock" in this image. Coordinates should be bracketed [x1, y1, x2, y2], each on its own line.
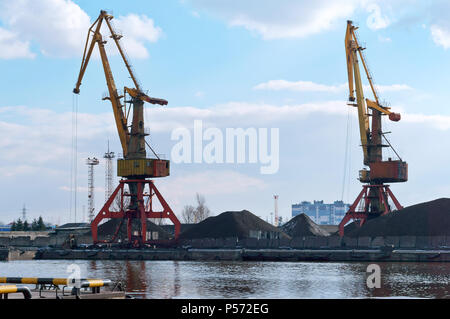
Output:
[0, 277, 126, 299]
[31, 247, 450, 262]
[3, 288, 126, 299]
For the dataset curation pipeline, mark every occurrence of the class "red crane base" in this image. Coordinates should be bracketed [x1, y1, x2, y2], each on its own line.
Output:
[338, 184, 403, 237]
[91, 179, 181, 247]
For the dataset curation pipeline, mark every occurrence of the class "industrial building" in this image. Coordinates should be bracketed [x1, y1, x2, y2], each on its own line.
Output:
[292, 200, 350, 225]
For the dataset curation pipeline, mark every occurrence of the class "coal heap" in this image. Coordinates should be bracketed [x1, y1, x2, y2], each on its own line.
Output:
[281, 213, 330, 237]
[85, 218, 172, 240]
[179, 210, 290, 240]
[343, 198, 450, 237]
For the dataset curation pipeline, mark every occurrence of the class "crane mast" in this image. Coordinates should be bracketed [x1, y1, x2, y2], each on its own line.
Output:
[339, 21, 408, 236]
[73, 10, 180, 246]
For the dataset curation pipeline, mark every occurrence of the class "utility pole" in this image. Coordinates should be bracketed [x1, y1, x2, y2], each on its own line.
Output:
[22, 204, 27, 221]
[103, 141, 115, 203]
[86, 157, 100, 223]
[274, 195, 279, 227]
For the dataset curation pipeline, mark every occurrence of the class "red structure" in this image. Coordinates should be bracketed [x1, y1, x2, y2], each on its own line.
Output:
[91, 179, 180, 246]
[338, 185, 403, 237]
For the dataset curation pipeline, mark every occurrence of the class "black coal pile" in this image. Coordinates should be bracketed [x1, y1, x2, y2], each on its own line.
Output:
[343, 198, 450, 237]
[179, 210, 290, 240]
[85, 218, 172, 240]
[281, 213, 330, 237]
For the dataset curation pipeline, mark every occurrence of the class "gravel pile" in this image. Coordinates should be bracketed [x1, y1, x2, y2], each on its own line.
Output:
[179, 210, 290, 239]
[281, 213, 331, 237]
[343, 198, 450, 237]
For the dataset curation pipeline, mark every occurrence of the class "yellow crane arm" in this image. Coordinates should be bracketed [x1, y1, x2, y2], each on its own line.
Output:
[345, 24, 355, 102]
[346, 21, 370, 164]
[345, 21, 402, 165]
[73, 11, 130, 157]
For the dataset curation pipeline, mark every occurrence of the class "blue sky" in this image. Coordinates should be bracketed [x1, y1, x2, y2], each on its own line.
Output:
[2, 0, 450, 225]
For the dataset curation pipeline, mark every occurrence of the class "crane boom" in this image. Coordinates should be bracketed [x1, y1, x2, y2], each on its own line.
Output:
[73, 10, 168, 159]
[345, 23, 370, 165]
[73, 11, 130, 156]
[345, 20, 401, 166]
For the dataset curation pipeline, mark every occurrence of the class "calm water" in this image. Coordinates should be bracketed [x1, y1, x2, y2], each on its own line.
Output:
[1, 260, 449, 298]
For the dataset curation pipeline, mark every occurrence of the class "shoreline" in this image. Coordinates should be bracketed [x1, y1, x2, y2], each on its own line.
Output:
[3, 247, 450, 262]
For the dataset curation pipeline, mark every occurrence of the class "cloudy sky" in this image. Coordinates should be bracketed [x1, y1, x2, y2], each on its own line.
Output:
[1, 0, 450, 225]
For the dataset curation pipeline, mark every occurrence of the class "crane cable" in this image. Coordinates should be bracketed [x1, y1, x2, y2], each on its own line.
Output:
[341, 106, 352, 202]
[70, 94, 79, 223]
[143, 104, 160, 159]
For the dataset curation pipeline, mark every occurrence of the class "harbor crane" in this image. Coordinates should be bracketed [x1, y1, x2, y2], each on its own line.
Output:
[338, 21, 408, 236]
[73, 10, 180, 246]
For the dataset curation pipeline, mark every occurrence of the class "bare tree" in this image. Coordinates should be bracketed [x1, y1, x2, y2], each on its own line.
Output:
[181, 194, 211, 224]
[193, 193, 211, 223]
[181, 205, 196, 224]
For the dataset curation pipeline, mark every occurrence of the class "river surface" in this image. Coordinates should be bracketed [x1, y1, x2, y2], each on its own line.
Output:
[1, 260, 449, 298]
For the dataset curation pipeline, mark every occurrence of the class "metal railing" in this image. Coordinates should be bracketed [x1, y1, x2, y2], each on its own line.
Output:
[0, 284, 32, 299]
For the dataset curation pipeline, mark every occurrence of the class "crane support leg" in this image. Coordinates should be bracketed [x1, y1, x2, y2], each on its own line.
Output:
[338, 184, 402, 237]
[90, 179, 181, 247]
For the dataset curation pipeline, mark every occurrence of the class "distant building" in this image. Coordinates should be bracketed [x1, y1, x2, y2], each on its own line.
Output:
[0, 225, 11, 232]
[292, 200, 350, 225]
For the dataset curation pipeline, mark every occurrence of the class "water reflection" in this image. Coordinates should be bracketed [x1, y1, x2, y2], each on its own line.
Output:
[1, 260, 449, 298]
[371, 263, 450, 299]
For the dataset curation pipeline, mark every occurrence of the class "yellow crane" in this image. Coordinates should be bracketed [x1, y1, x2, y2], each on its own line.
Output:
[73, 10, 167, 160]
[73, 10, 180, 246]
[339, 21, 408, 236]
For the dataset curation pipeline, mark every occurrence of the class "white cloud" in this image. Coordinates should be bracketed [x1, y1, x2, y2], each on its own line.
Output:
[59, 185, 105, 193]
[0, 0, 90, 58]
[160, 170, 266, 197]
[366, 3, 390, 30]
[378, 35, 392, 43]
[0, 0, 162, 59]
[112, 14, 163, 59]
[3, 99, 450, 222]
[187, 0, 436, 40]
[430, 24, 450, 49]
[2, 98, 450, 180]
[147, 100, 349, 132]
[374, 84, 412, 92]
[188, 0, 360, 39]
[0, 27, 35, 59]
[195, 91, 205, 98]
[254, 80, 346, 92]
[402, 113, 450, 130]
[158, 170, 267, 213]
[0, 106, 116, 170]
[253, 79, 412, 94]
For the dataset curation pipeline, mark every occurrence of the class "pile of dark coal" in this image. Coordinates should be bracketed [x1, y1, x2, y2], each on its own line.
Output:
[342, 198, 450, 237]
[281, 213, 331, 237]
[179, 210, 290, 239]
